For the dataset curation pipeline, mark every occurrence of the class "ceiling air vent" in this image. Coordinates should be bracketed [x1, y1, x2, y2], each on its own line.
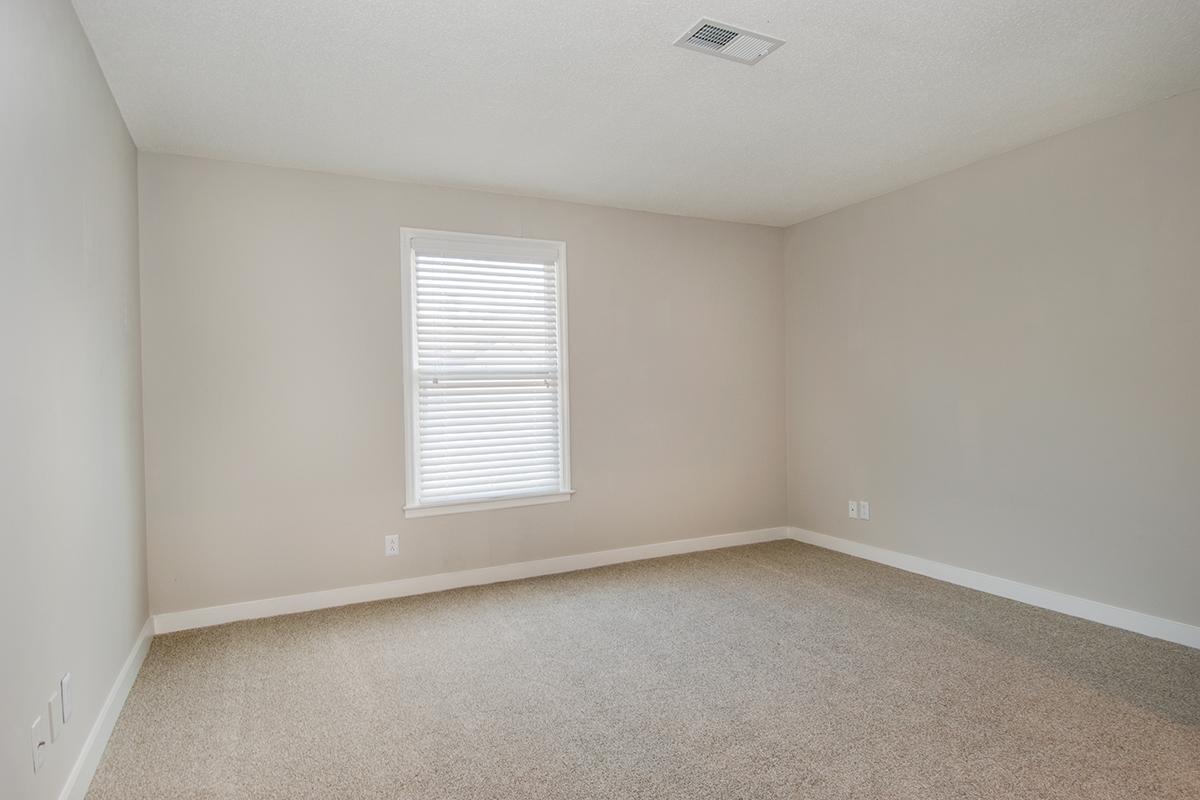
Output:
[674, 19, 784, 65]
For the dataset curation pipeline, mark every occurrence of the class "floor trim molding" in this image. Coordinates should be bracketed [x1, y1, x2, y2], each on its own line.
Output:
[789, 527, 1200, 649]
[59, 617, 153, 800]
[153, 527, 789, 634]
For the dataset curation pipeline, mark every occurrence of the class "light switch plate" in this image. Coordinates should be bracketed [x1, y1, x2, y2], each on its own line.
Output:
[31, 715, 48, 773]
[48, 691, 62, 742]
[60, 673, 72, 724]
[859, 501, 870, 520]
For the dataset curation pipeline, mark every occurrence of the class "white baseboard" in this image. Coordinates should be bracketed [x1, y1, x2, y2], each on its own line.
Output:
[59, 617, 153, 800]
[153, 527, 789, 634]
[789, 527, 1200, 649]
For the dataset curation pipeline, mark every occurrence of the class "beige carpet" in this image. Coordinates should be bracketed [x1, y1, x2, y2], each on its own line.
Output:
[87, 541, 1199, 799]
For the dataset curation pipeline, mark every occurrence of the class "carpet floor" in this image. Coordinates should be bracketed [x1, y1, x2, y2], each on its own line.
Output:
[87, 541, 1199, 799]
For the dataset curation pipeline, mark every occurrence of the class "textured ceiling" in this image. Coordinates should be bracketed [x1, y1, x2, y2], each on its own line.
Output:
[73, 0, 1200, 226]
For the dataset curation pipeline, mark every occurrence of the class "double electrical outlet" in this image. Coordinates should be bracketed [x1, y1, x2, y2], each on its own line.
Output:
[848, 500, 871, 520]
[31, 673, 72, 773]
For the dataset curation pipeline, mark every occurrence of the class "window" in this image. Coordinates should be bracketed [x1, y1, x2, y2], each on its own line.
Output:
[401, 228, 572, 517]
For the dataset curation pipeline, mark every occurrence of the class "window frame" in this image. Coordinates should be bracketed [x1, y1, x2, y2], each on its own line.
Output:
[400, 227, 572, 518]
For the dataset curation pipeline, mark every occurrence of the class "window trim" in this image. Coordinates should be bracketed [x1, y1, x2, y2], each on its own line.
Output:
[400, 227, 572, 518]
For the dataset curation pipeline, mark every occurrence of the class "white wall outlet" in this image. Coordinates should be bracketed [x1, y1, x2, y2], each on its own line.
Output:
[848, 500, 858, 519]
[859, 501, 870, 520]
[60, 673, 72, 724]
[48, 691, 62, 742]
[384, 534, 400, 557]
[31, 715, 48, 773]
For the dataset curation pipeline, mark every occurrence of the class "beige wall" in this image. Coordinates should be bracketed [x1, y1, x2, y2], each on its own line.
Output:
[138, 153, 787, 614]
[0, 1, 147, 797]
[784, 90, 1200, 626]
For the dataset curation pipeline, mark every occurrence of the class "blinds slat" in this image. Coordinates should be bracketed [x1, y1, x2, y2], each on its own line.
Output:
[422, 419, 556, 431]
[418, 275, 554, 291]
[418, 442, 559, 460]
[418, 385, 556, 394]
[423, 457, 560, 475]
[421, 469, 562, 490]
[417, 282, 556, 299]
[418, 352, 557, 361]
[416, 311, 556, 324]
[418, 437, 559, 454]
[416, 259, 554, 271]
[420, 342, 557, 352]
[420, 432, 559, 447]
[417, 296, 557, 310]
[420, 404, 558, 417]
[420, 399, 557, 411]
[422, 479, 561, 496]
[417, 321, 556, 332]
[419, 419, 559, 434]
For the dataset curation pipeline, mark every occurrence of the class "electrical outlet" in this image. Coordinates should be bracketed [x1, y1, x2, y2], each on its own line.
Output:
[859, 501, 870, 520]
[48, 691, 62, 742]
[384, 534, 400, 557]
[31, 715, 48, 773]
[848, 501, 858, 519]
[60, 673, 72, 724]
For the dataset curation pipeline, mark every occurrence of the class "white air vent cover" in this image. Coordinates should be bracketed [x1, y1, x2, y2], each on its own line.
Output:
[674, 19, 784, 64]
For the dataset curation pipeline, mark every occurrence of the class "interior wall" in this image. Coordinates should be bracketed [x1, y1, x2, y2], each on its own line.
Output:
[784, 90, 1200, 627]
[138, 153, 787, 614]
[0, 1, 147, 797]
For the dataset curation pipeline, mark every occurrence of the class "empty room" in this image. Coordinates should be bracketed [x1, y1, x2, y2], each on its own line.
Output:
[4, 1, 1199, 798]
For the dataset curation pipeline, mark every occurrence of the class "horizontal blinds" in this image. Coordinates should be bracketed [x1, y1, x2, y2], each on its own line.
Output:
[413, 251, 564, 505]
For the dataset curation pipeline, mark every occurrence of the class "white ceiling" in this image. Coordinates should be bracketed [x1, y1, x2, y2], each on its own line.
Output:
[74, 1, 1200, 226]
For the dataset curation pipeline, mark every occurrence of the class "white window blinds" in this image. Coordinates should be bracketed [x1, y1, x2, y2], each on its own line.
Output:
[402, 230, 571, 516]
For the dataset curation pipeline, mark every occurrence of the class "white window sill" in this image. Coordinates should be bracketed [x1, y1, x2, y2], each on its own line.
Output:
[404, 490, 574, 519]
